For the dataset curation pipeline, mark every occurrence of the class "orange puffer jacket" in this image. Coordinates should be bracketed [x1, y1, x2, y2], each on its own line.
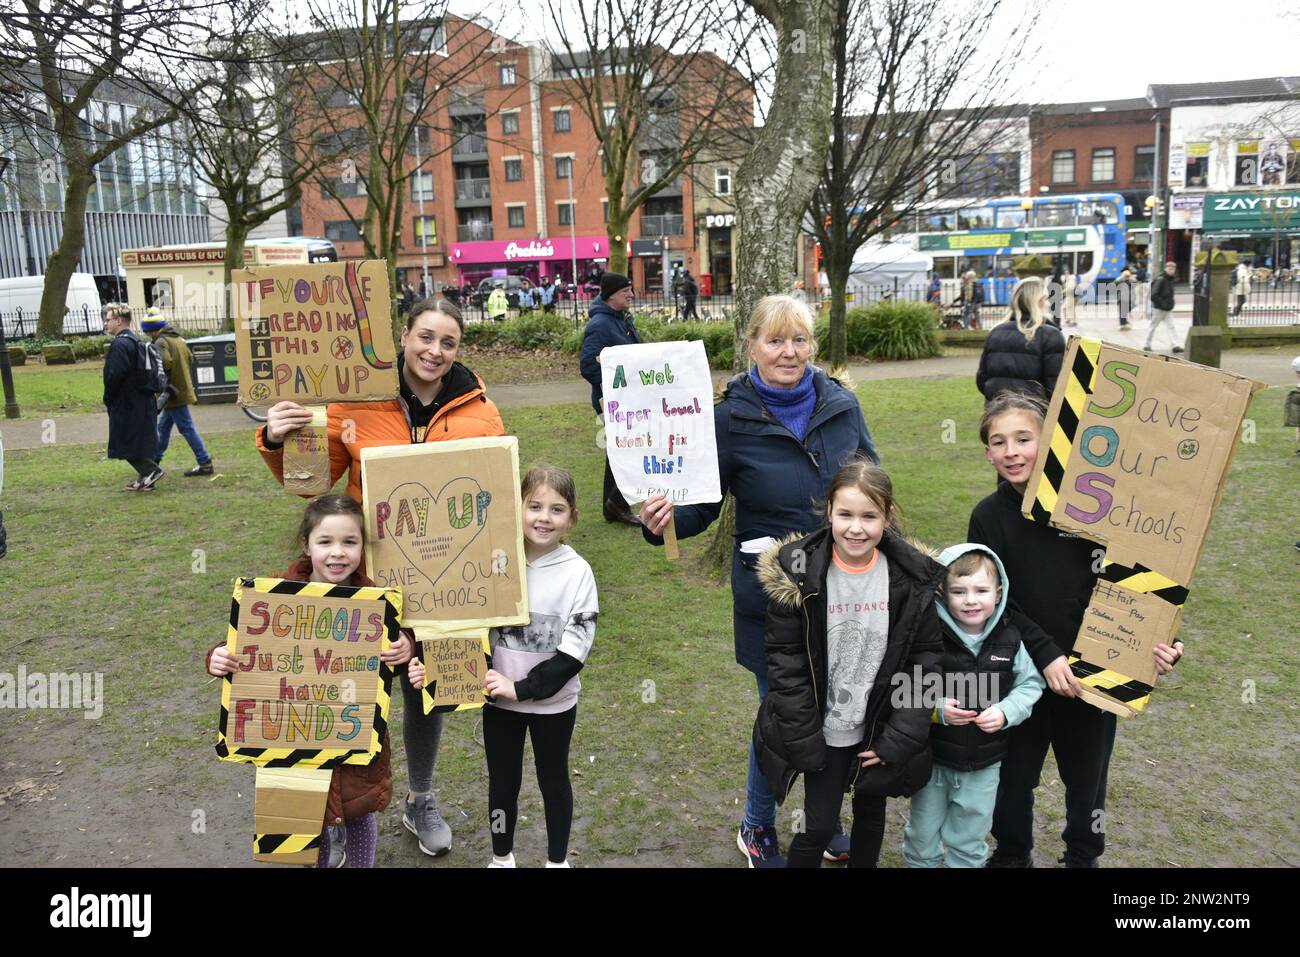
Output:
[255, 361, 506, 503]
[206, 558, 406, 828]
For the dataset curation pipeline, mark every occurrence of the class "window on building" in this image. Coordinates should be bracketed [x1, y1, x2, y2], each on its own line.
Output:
[414, 216, 437, 246]
[553, 109, 571, 133]
[558, 202, 574, 226]
[1134, 145, 1155, 181]
[410, 171, 433, 202]
[602, 199, 609, 223]
[1287, 139, 1300, 184]
[600, 153, 608, 177]
[1051, 150, 1075, 184]
[502, 112, 519, 135]
[1235, 141, 1259, 186]
[950, 153, 1020, 196]
[323, 176, 366, 199]
[715, 167, 732, 195]
[1091, 147, 1115, 182]
[504, 158, 522, 181]
[602, 105, 617, 130]
[555, 155, 572, 179]
[1185, 144, 1209, 188]
[325, 220, 361, 242]
[507, 206, 525, 228]
[499, 63, 516, 87]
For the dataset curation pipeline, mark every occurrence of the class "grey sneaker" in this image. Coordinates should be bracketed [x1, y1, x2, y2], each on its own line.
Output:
[403, 793, 452, 856]
[326, 825, 347, 868]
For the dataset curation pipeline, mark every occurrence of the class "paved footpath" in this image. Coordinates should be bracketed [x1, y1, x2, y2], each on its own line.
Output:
[2, 336, 1293, 453]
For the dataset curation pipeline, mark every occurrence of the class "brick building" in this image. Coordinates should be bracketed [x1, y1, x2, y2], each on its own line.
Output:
[1029, 98, 1167, 265]
[291, 17, 754, 300]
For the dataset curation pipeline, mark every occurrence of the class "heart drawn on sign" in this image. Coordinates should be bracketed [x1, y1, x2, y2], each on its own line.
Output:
[464, 657, 479, 679]
[1107, 649, 1120, 660]
[378, 478, 493, 589]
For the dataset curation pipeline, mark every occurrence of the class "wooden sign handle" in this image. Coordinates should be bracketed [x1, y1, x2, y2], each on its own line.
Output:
[662, 513, 679, 561]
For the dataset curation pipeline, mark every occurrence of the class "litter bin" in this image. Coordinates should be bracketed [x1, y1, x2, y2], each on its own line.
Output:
[188, 333, 239, 404]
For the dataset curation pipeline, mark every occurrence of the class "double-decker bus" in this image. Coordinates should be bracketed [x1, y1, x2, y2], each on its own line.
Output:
[890, 193, 1128, 305]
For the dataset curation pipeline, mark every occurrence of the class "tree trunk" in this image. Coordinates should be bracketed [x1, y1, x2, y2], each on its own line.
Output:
[606, 209, 630, 275]
[708, 0, 838, 571]
[826, 242, 851, 368]
[222, 221, 250, 333]
[37, 164, 94, 339]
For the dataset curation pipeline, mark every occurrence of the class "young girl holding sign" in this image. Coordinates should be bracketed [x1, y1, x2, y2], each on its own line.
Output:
[207, 494, 413, 868]
[752, 458, 944, 867]
[410, 465, 598, 868]
[968, 393, 1183, 867]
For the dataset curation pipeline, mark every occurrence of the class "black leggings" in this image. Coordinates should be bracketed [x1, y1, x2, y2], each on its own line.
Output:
[787, 744, 887, 868]
[483, 703, 577, 863]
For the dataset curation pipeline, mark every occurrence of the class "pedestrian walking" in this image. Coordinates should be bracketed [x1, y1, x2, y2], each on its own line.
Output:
[681, 270, 699, 321]
[143, 307, 214, 476]
[101, 304, 162, 491]
[487, 281, 509, 322]
[1116, 268, 1135, 329]
[1144, 261, 1183, 354]
[1233, 262, 1252, 317]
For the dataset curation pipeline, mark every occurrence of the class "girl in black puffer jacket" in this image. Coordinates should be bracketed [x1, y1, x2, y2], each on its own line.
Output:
[976, 277, 1066, 401]
[752, 459, 943, 867]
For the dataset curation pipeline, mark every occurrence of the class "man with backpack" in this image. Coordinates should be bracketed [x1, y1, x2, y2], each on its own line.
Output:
[102, 303, 162, 490]
[142, 307, 213, 476]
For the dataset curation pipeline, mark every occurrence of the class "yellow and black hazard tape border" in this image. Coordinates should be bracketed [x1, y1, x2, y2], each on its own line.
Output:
[254, 832, 323, 856]
[1031, 338, 1102, 526]
[1100, 559, 1190, 607]
[1066, 655, 1155, 705]
[216, 577, 399, 769]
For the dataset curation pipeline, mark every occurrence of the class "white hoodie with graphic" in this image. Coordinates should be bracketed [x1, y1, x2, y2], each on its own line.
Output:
[488, 544, 598, 715]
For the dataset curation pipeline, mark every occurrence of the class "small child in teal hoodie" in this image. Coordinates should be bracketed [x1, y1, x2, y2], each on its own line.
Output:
[902, 543, 1044, 868]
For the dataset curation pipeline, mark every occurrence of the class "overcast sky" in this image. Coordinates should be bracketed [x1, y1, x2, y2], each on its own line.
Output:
[451, 0, 1300, 109]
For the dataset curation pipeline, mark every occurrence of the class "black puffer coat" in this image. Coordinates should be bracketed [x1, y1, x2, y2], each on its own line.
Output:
[975, 318, 1066, 400]
[103, 329, 159, 462]
[752, 527, 944, 802]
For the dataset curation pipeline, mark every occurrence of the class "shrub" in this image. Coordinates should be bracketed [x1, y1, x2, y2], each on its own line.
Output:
[814, 301, 940, 362]
[502, 311, 571, 350]
[71, 335, 111, 358]
[460, 320, 502, 348]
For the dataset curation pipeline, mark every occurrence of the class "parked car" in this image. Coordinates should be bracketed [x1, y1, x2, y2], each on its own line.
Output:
[471, 275, 529, 308]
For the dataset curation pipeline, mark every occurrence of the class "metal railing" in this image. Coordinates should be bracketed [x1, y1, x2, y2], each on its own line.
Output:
[1226, 278, 1300, 326]
[451, 133, 488, 156]
[2, 305, 226, 339]
[457, 222, 494, 241]
[641, 214, 684, 237]
[453, 178, 492, 202]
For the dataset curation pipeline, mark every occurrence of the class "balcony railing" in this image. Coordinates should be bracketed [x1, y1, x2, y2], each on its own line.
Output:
[452, 133, 488, 156]
[641, 214, 684, 237]
[454, 178, 492, 201]
[457, 221, 494, 241]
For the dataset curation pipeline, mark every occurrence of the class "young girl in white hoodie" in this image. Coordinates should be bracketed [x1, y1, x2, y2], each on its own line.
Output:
[412, 465, 597, 867]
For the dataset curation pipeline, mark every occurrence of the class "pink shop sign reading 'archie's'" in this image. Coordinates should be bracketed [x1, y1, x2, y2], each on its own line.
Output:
[450, 235, 608, 264]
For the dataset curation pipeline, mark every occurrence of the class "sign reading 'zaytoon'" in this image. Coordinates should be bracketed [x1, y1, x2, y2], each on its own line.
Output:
[1201, 191, 1300, 233]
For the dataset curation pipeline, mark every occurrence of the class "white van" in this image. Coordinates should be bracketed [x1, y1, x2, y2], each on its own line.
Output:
[0, 273, 103, 338]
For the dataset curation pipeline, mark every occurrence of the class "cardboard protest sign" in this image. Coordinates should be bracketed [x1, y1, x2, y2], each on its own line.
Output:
[360, 437, 528, 631]
[252, 766, 332, 864]
[599, 340, 722, 507]
[1024, 338, 1263, 715]
[419, 633, 491, 711]
[216, 577, 400, 768]
[282, 407, 331, 496]
[233, 259, 399, 406]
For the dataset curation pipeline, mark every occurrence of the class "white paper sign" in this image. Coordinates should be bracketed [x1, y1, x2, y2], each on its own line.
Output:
[599, 340, 722, 506]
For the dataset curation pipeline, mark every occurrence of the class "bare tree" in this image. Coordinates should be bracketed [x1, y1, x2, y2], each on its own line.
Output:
[703, 0, 837, 573]
[811, 0, 1040, 368]
[0, 0, 231, 338]
[537, 0, 756, 276]
[286, 2, 505, 299]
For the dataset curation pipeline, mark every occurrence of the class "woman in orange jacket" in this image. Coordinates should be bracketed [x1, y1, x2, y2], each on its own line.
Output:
[255, 297, 505, 858]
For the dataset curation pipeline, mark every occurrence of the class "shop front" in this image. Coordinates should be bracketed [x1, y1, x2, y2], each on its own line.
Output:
[1197, 190, 1300, 270]
[449, 234, 611, 291]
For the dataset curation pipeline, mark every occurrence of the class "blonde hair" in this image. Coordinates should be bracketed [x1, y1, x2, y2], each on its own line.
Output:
[744, 294, 818, 363]
[103, 302, 132, 323]
[1008, 277, 1046, 343]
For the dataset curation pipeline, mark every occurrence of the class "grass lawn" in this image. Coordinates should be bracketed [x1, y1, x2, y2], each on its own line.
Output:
[0, 377, 1294, 868]
[4, 346, 584, 418]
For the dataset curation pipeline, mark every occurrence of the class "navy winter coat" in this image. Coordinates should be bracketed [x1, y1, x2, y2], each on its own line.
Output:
[579, 299, 641, 412]
[642, 368, 877, 674]
[975, 318, 1066, 401]
[103, 330, 159, 462]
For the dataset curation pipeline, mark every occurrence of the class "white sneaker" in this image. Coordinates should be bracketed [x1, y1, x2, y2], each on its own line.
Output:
[488, 853, 516, 868]
[545, 859, 571, 868]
